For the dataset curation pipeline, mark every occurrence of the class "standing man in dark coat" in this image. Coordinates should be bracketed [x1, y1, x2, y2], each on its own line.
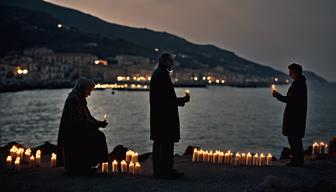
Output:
[56, 76, 109, 175]
[150, 53, 190, 179]
[273, 63, 307, 166]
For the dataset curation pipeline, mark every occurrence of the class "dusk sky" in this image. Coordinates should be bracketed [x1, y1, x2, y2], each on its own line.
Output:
[46, 0, 336, 81]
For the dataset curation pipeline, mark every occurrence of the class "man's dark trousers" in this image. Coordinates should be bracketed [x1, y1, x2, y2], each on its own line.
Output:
[153, 141, 174, 176]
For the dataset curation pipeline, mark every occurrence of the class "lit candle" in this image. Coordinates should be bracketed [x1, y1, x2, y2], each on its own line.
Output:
[241, 153, 246, 166]
[272, 84, 277, 91]
[185, 89, 190, 97]
[234, 153, 241, 166]
[51, 153, 57, 168]
[102, 162, 108, 173]
[218, 152, 224, 164]
[6, 156, 12, 168]
[19, 148, 24, 160]
[126, 150, 133, 163]
[197, 150, 203, 162]
[103, 114, 107, 121]
[16, 150, 22, 162]
[14, 157, 20, 171]
[202, 150, 209, 163]
[24, 149, 31, 163]
[135, 162, 141, 175]
[36, 154, 41, 167]
[212, 152, 219, 164]
[253, 153, 259, 166]
[312, 142, 319, 159]
[325, 144, 328, 154]
[121, 160, 127, 173]
[229, 151, 234, 165]
[129, 162, 135, 175]
[224, 152, 229, 165]
[246, 153, 252, 166]
[259, 153, 266, 166]
[192, 149, 198, 162]
[131, 152, 138, 163]
[207, 151, 213, 163]
[112, 160, 118, 173]
[10, 146, 18, 158]
[319, 142, 325, 154]
[266, 153, 272, 166]
[29, 155, 35, 168]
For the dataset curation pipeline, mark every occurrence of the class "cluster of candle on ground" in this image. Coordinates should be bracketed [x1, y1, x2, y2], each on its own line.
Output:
[192, 149, 272, 166]
[101, 150, 141, 175]
[312, 141, 328, 159]
[6, 145, 57, 171]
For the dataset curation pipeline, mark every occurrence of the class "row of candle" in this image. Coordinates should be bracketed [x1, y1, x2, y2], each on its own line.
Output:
[101, 160, 141, 175]
[192, 149, 272, 166]
[6, 145, 57, 170]
[125, 150, 139, 163]
[312, 142, 328, 156]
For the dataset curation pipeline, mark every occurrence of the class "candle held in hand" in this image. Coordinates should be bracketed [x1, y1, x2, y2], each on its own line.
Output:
[185, 89, 190, 97]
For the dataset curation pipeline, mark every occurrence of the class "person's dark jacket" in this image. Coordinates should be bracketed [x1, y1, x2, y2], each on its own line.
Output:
[150, 65, 186, 142]
[56, 89, 107, 170]
[275, 75, 307, 138]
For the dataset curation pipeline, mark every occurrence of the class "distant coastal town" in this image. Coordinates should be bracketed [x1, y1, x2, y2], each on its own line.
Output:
[0, 48, 287, 92]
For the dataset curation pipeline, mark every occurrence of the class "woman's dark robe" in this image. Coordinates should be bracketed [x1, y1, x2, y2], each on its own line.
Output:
[56, 89, 108, 172]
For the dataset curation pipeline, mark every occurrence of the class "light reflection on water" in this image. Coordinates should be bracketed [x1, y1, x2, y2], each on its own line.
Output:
[0, 83, 335, 157]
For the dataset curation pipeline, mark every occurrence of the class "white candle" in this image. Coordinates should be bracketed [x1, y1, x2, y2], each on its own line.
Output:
[36, 154, 41, 167]
[103, 114, 107, 121]
[129, 162, 135, 175]
[29, 155, 35, 168]
[246, 153, 252, 166]
[14, 157, 20, 171]
[112, 160, 118, 173]
[126, 150, 133, 162]
[312, 142, 319, 159]
[24, 149, 31, 163]
[192, 149, 197, 162]
[131, 152, 138, 163]
[185, 89, 190, 97]
[10, 146, 18, 159]
[218, 152, 224, 164]
[259, 153, 266, 166]
[241, 153, 246, 166]
[202, 150, 209, 163]
[207, 151, 213, 163]
[272, 84, 277, 91]
[224, 152, 229, 165]
[6, 156, 12, 168]
[212, 152, 219, 164]
[135, 162, 141, 175]
[229, 151, 233, 165]
[266, 153, 272, 166]
[121, 160, 127, 173]
[234, 153, 241, 166]
[253, 153, 259, 166]
[197, 150, 203, 162]
[325, 144, 328, 154]
[102, 162, 108, 173]
[51, 153, 57, 168]
[319, 142, 325, 154]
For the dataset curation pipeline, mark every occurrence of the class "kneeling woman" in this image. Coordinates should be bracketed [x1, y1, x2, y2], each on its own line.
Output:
[56, 77, 108, 174]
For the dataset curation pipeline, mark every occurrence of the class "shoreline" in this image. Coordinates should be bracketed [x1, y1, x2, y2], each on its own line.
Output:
[1, 141, 336, 192]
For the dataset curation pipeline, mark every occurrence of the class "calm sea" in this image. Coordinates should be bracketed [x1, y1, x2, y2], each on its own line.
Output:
[1, 83, 335, 157]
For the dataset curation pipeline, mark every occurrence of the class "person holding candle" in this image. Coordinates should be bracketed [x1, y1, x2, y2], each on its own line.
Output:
[272, 63, 307, 167]
[56, 76, 109, 175]
[150, 53, 191, 179]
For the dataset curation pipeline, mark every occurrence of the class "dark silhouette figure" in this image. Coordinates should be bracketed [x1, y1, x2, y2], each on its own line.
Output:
[56, 77, 108, 175]
[273, 63, 307, 166]
[150, 53, 190, 179]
